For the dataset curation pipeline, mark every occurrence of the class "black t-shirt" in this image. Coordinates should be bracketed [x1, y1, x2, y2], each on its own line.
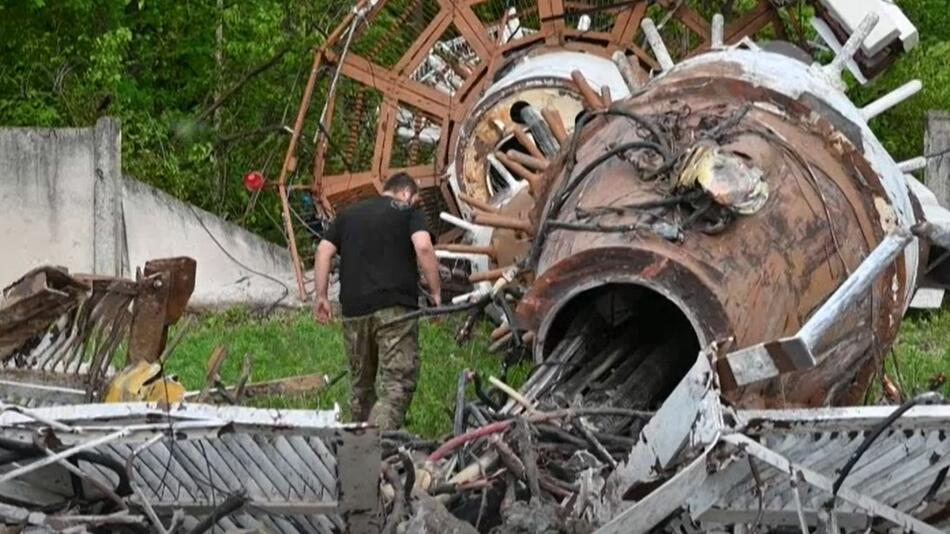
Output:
[323, 196, 429, 317]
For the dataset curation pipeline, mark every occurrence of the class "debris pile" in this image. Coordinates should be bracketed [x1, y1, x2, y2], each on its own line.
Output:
[379, 350, 950, 533]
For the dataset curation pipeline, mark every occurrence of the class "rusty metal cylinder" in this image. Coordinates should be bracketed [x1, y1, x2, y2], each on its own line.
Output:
[516, 48, 926, 409]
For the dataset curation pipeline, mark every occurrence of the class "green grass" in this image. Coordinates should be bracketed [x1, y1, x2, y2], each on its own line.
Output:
[166, 307, 950, 438]
[165, 309, 529, 438]
[883, 308, 950, 401]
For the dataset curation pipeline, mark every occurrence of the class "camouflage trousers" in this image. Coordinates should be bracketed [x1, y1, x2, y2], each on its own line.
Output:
[341, 306, 419, 430]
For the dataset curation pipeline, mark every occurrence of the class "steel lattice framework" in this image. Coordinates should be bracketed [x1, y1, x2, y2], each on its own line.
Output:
[276, 0, 803, 297]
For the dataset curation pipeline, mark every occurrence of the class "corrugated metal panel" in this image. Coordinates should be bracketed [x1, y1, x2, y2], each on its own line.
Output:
[691, 406, 950, 531]
[0, 403, 379, 534]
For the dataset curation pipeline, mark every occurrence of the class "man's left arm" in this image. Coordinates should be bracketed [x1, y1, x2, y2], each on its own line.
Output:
[408, 208, 441, 306]
[411, 230, 441, 307]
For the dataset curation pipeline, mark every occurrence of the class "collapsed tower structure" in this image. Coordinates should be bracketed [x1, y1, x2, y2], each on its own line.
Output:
[276, 0, 809, 294]
[276, 0, 946, 410]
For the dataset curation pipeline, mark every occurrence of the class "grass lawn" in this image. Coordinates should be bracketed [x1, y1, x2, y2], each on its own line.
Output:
[165, 309, 530, 438]
[883, 308, 950, 400]
[166, 307, 950, 438]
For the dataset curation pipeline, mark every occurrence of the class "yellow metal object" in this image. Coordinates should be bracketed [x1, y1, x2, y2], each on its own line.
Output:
[104, 361, 185, 403]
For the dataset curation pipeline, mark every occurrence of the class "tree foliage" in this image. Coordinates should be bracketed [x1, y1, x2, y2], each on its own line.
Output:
[0, 1, 948, 244]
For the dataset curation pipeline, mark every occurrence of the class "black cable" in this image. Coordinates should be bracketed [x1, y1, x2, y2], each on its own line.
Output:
[471, 372, 501, 411]
[924, 145, 950, 161]
[832, 391, 944, 496]
[553, 141, 668, 212]
[494, 293, 522, 349]
[184, 203, 291, 314]
[188, 492, 247, 534]
[380, 294, 492, 327]
[0, 437, 132, 496]
[526, 108, 673, 270]
[575, 191, 701, 219]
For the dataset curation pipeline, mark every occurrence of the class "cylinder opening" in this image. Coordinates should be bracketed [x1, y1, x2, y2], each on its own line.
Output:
[536, 283, 701, 435]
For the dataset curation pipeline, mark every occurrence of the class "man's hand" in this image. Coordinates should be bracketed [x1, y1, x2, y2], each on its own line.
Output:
[431, 292, 442, 308]
[314, 297, 333, 324]
[313, 239, 337, 325]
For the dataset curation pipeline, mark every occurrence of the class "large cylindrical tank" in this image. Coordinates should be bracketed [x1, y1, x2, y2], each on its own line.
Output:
[515, 45, 927, 409]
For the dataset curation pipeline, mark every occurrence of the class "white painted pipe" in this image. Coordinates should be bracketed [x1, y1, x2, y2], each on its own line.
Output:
[824, 12, 880, 79]
[452, 287, 489, 305]
[711, 14, 725, 49]
[577, 14, 591, 32]
[861, 79, 922, 121]
[641, 18, 674, 71]
[435, 251, 489, 262]
[611, 51, 641, 92]
[898, 156, 928, 173]
[439, 212, 484, 234]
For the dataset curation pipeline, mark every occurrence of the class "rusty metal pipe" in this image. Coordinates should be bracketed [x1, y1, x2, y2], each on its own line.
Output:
[541, 108, 569, 144]
[571, 70, 604, 110]
[472, 213, 533, 234]
[457, 193, 498, 214]
[506, 150, 548, 171]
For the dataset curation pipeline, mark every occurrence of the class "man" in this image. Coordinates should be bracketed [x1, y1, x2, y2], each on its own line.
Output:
[313, 173, 441, 430]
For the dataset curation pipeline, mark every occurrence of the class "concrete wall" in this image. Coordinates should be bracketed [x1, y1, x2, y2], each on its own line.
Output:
[122, 179, 300, 309]
[0, 118, 303, 310]
[0, 119, 122, 284]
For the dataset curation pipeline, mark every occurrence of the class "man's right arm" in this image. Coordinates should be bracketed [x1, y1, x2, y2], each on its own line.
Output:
[313, 239, 337, 324]
[411, 231, 442, 307]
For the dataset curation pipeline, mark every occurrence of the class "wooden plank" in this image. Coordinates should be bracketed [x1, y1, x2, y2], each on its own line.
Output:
[171, 440, 243, 496]
[724, 0, 774, 44]
[323, 166, 439, 196]
[452, 5, 493, 61]
[925, 111, 950, 209]
[537, 0, 566, 41]
[370, 98, 398, 179]
[205, 439, 268, 497]
[139, 446, 193, 502]
[251, 434, 316, 499]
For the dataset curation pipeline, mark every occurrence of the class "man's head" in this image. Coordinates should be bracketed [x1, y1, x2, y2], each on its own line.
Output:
[382, 173, 420, 205]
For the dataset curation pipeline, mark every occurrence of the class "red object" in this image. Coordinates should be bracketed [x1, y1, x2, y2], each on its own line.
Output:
[243, 171, 265, 192]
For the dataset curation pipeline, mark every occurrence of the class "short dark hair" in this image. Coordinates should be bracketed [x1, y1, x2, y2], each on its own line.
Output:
[382, 173, 419, 195]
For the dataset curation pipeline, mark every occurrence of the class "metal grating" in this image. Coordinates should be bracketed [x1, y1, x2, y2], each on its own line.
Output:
[0, 403, 380, 533]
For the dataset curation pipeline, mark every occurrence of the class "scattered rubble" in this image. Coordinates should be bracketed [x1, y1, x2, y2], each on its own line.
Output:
[2, 2, 950, 533]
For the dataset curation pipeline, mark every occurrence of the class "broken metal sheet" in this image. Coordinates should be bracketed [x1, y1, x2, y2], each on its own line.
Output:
[592, 351, 726, 530]
[709, 432, 946, 534]
[0, 402, 381, 534]
[0, 258, 195, 407]
[591, 400, 950, 533]
[0, 266, 89, 362]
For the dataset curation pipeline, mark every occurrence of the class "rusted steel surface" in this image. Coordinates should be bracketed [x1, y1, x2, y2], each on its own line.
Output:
[128, 257, 196, 364]
[516, 51, 925, 409]
[0, 267, 89, 363]
[0, 258, 196, 406]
